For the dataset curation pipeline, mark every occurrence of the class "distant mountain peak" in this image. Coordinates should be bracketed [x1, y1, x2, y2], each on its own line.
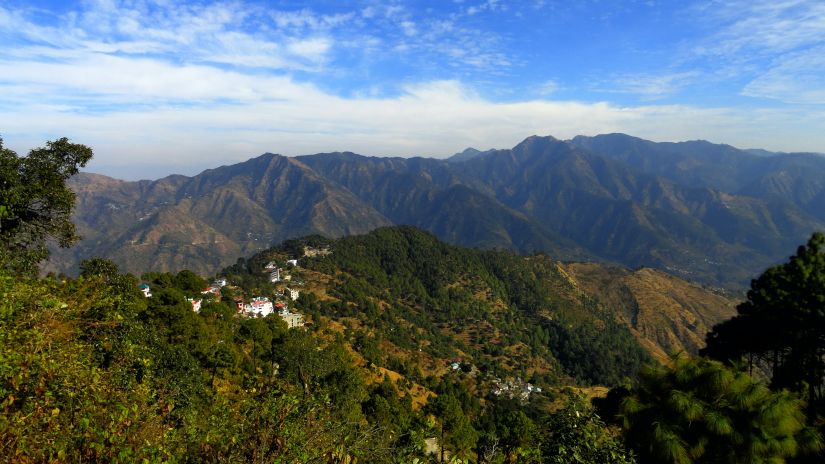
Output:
[510, 134, 574, 158]
[571, 132, 636, 141]
[517, 134, 560, 144]
[447, 147, 494, 163]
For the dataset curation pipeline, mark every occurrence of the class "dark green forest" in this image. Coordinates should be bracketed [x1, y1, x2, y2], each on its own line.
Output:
[2, 138, 824, 463]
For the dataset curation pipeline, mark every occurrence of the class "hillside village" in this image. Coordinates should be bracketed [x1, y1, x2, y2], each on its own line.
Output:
[135, 251, 318, 329]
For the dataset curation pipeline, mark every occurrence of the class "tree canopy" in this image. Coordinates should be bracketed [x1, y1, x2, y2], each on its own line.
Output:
[0, 137, 93, 274]
[543, 395, 635, 464]
[620, 356, 818, 464]
[703, 232, 825, 417]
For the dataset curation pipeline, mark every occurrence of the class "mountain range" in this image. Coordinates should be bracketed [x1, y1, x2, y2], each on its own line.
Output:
[49, 133, 825, 289]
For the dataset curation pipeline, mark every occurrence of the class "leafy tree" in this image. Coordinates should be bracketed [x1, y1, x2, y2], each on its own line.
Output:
[703, 232, 825, 417]
[620, 356, 819, 464]
[0, 137, 93, 274]
[79, 256, 120, 278]
[498, 410, 540, 462]
[208, 343, 236, 382]
[542, 395, 635, 464]
[78, 256, 141, 301]
[174, 269, 207, 294]
[426, 393, 479, 462]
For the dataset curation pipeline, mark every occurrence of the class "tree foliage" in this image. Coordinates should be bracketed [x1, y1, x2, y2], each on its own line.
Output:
[0, 265, 420, 462]
[703, 232, 825, 417]
[620, 356, 818, 464]
[426, 393, 479, 462]
[0, 137, 93, 274]
[543, 395, 635, 464]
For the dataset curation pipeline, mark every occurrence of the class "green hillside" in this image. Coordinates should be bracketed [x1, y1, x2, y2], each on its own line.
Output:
[227, 226, 651, 388]
[4, 226, 652, 462]
[4, 224, 820, 463]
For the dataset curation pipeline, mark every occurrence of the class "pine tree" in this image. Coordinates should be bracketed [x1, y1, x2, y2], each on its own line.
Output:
[703, 232, 825, 417]
[620, 356, 819, 463]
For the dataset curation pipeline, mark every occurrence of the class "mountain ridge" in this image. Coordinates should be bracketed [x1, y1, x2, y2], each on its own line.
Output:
[51, 133, 825, 289]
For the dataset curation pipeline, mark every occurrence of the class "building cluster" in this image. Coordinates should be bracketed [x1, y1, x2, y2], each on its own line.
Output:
[201, 277, 227, 296]
[136, 273, 304, 329]
[254, 258, 305, 328]
[265, 259, 299, 283]
[239, 296, 274, 317]
[490, 377, 542, 401]
[235, 297, 304, 328]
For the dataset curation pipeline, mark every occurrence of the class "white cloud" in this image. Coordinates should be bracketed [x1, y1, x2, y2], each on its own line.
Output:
[4, 76, 823, 180]
[269, 9, 353, 30]
[697, 0, 825, 58]
[285, 37, 331, 62]
[603, 71, 701, 99]
[400, 20, 418, 37]
[467, 0, 504, 16]
[0, 55, 318, 103]
[691, 0, 825, 104]
[2, 0, 824, 181]
[361, 7, 376, 19]
[0, 2, 333, 72]
[538, 80, 560, 96]
[741, 46, 825, 104]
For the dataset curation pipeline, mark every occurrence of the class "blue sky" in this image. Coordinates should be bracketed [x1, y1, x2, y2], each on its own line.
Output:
[1, 0, 824, 179]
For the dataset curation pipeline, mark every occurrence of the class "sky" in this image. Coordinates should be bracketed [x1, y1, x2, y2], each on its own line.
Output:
[1, 0, 824, 179]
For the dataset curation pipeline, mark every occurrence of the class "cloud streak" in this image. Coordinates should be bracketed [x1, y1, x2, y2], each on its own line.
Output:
[598, 72, 702, 100]
[691, 0, 825, 103]
[2, 0, 824, 180]
[4, 76, 823, 180]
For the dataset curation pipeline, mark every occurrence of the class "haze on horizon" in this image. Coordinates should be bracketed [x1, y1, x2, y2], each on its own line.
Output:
[2, 0, 825, 180]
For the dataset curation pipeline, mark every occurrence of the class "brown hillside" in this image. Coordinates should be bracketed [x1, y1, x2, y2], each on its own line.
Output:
[560, 263, 738, 363]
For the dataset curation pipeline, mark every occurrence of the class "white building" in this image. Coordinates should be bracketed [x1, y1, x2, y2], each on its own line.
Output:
[245, 297, 274, 317]
[278, 308, 305, 328]
[138, 283, 152, 298]
[269, 268, 281, 283]
[187, 298, 202, 313]
[286, 259, 298, 267]
[201, 285, 221, 296]
[284, 287, 300, 301]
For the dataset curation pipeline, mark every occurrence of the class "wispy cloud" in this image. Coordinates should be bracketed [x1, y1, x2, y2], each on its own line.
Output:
[537, 80, 561, 96]
[599, 72, 701, 100]
[0, 2, 334, 72]
[741, 46, 825, 104]
[466, 0, 506, 16]
[691, 0, 825, 103]
[0, 0, 518, 110]
[0, 54, 320, 105]
[2, 0, 824, 180]
[4, 76, 823, 180]
[695, 0, 825, 57]
[591, 1, 825, 103]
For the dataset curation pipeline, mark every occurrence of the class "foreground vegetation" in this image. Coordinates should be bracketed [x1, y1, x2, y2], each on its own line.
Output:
[2, 138, 824, 462]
